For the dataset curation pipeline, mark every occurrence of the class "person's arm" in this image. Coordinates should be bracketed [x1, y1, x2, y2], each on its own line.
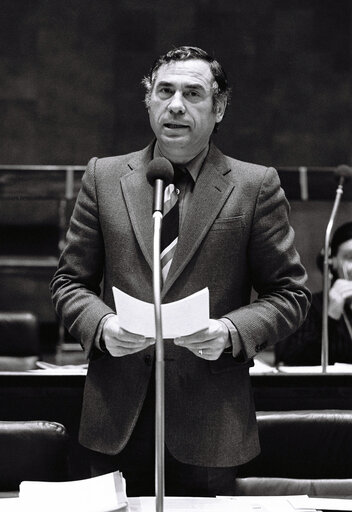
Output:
[174, 166, 311, 361]
[328, 279, 352, 320]
[50, 158, 152, 359]
[221, 166, 311, 361]
[50, 158, 113, 358]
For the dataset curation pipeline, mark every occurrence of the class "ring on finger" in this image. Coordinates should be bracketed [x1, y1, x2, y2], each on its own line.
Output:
[198, 349, 203, 356]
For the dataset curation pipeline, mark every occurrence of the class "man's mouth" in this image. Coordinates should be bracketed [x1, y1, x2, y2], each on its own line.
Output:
[164, 123, 189, 129]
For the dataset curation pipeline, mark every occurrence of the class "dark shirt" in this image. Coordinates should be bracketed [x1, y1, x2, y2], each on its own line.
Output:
[275, 291, 352, 365]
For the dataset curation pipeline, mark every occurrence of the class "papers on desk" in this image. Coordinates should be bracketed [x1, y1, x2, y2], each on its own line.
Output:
[4, 492, 352, 511]
[277, 363, 352, 374]
[18, 470, 128, 512]
[128, 495, 324, 511]
[250, 358, 279, 374]
[113, 286, 209, 338]
[29, 361, 88, 374]
[128, 495, 352, 511]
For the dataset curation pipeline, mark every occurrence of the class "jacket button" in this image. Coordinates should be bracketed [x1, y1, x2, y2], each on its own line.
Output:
[144, 355, 152, 366]
[255, 345, 261, 353]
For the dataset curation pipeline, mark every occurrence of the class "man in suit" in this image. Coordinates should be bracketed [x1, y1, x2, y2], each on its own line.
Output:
[51, 46, 310, 496]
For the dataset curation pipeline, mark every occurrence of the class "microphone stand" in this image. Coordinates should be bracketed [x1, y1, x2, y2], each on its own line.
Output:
[151, 209, 165, 512]
[321, 175, 344, 372]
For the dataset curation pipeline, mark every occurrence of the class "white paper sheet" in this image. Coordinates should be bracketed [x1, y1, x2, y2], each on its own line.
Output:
[305, 497, 352, 511]
[217, 495, 316, 512]
[129, 496, 252, 512]
[277, 364, 352, 374]
[129, 495, 318, 512]
[0, 498, 23, 511]
[19, 471, 128, 512]
[112, 287, 209, 338]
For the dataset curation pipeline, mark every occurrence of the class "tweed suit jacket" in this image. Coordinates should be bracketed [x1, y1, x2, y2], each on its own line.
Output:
[51, 141, 310, 467]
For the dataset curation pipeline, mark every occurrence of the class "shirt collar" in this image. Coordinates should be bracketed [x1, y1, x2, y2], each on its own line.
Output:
[153, 142, 209, 183]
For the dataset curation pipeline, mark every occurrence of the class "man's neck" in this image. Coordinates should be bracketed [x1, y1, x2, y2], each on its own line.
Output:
[154, 142, 209, 182]
[154, 142, 209, 166]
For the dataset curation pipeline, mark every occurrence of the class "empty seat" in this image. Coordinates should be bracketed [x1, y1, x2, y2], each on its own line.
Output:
[0, 311, 40, 370]
[0, 420, 69, 492]
[236, 410, 352, 496]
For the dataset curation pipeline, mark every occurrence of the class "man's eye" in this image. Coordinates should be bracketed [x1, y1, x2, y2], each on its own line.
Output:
[158, 88, 173, 98]
[184, 90, 203, 102]
[186, 90, 200, 98]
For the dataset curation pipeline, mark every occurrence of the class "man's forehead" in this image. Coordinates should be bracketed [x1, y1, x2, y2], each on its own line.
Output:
[153, 59, 214, 87]
[338, 239, 352, 255]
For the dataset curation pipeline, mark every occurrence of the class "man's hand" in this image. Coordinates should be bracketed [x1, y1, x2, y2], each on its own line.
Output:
[328, 278, 352, 320]
[173, 319, 230, 360]
[102, 315, 154, 357]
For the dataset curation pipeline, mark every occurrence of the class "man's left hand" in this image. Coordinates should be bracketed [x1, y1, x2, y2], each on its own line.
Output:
[174, 319, 231, 360]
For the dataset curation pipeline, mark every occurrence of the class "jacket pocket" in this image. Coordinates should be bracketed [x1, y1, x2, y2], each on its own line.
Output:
[211, 215, 244, 231]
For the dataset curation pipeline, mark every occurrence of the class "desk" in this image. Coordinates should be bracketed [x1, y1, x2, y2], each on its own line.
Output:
[2, 370, 352, 416]
[1, 371, 352, 479]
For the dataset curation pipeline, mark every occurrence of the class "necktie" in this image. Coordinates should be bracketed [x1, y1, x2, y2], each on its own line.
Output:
[160, 167, 182, 282]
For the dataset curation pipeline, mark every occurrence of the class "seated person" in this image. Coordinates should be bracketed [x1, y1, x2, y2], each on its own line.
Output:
[276, 222, 352, 366]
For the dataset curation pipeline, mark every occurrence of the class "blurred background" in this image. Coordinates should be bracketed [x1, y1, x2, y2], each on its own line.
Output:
[0, 0, 351, 355]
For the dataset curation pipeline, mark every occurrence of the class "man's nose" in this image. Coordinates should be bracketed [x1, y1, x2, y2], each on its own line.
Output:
[167, 92, 185, 115]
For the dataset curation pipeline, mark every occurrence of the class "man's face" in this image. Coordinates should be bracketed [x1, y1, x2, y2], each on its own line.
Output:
[147, 59, 226, 163]
[335, 239, 352, 279]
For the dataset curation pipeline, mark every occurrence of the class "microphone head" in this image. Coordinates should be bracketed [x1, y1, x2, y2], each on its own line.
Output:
[335, 164, 352, 181]
[146, 157, 174, 186]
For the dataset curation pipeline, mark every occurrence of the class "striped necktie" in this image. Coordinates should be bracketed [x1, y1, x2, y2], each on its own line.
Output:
[160, 167, 182, 282]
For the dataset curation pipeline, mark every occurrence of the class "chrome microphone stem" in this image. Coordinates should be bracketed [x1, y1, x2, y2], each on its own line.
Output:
[322, 177, 344, 373]
[152, 211, 165, 512]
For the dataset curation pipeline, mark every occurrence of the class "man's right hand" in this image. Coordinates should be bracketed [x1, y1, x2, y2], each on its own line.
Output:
[102, 315, 154, 357]
[328, 279, 352, 320]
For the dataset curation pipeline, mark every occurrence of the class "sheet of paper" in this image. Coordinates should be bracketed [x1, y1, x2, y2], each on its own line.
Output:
[277, 364, 352, 374]
[19, 471, 128, 512]
[217, 495, 316, 512]
[0, 498, 24, 511]
[249, 359, 279, 374]
[112, 287, 209, 338]
[305, 497, 352, 511]
[129, 496, 252, 512]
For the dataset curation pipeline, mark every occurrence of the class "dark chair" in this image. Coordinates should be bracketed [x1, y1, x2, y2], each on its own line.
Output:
[0, 420, 69, 492]
[236, 410, 352, 496]
[0, 312, 40, 370]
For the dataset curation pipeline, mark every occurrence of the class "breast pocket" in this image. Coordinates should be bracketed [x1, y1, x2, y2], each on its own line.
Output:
[211, 215, 244, 231]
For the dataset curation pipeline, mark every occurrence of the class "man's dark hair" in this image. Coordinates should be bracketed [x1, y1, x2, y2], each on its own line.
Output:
[142, 46, 231, 118]
[316, 221, 352, 277]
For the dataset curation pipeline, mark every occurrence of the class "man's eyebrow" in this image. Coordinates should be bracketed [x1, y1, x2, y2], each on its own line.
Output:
[184, 84, 206, 91]
[155, 81, 174, 88]
[155, 81, 207, 91]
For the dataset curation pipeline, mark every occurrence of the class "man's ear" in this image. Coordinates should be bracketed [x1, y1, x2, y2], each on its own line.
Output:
[215, 98, 227, 123]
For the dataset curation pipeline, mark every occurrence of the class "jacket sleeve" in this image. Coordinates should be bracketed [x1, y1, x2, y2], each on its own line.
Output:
[223, 166, 311, 360]
[50, 158, 115, 358]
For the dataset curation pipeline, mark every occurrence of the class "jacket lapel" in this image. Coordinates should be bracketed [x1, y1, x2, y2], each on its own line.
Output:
[120, 143, 235, 291]
[162, 144, 235, 296]
[120, 144, 154, 269]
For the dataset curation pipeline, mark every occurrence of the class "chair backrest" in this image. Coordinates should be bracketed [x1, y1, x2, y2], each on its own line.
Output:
[0, 312, 40, 370]
[236, 410, 352, 496]
[0, 420, 69, 491]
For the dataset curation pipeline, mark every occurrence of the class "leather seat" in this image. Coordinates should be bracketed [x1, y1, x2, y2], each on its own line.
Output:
[236, 410, 352, 496]
[0, 312, 40, 370]
[0, 420, 69, 492]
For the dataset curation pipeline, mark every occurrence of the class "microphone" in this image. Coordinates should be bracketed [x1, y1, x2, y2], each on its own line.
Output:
[146, 157, 174, 214]
[321, 164, 352, 371]
[335, 164, 352, 184]
[146, 156, 174, 512]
